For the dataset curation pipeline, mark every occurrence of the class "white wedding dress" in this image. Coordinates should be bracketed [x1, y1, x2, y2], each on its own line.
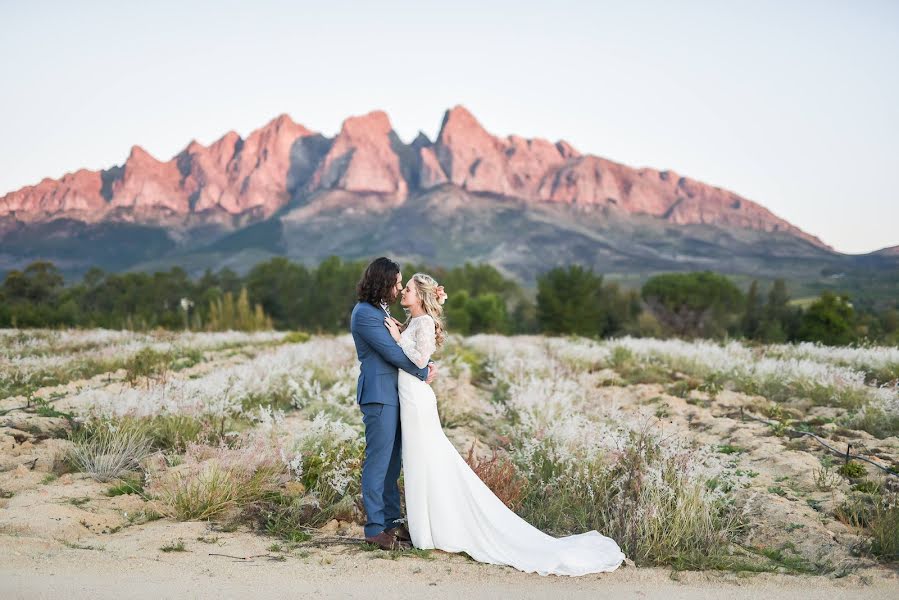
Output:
[396, 314, 625, 576]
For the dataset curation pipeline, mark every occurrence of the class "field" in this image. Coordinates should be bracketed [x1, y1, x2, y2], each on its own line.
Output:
[1, 328, 898, 598]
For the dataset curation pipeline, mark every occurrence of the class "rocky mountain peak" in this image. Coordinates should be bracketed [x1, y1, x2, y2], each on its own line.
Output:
[0, 106, 829, 248]
[309, 110, 407, 197]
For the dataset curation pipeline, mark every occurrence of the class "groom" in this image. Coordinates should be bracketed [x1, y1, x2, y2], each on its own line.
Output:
[350, 257, 437, 550]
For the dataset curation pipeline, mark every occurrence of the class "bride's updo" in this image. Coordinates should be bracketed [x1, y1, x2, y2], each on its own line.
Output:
[406, 272, 447, 349]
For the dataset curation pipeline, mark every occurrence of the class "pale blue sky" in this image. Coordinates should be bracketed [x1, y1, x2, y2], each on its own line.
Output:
[2, 0, 896, 253]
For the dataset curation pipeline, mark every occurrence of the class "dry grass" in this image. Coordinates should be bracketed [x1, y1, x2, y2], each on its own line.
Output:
[464, 442, 527, 511]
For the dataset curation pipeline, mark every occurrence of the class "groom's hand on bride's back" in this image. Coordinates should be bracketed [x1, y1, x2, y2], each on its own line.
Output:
[426, 361, 438, 384]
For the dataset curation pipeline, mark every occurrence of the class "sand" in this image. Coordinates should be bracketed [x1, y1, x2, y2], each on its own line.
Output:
[2, 521, 898, 600]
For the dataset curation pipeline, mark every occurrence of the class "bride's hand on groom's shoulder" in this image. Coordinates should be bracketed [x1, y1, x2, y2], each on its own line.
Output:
[384, 316, 401, 341]
[426, 361, 438, 384]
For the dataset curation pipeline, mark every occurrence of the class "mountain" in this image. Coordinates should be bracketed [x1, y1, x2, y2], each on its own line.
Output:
[1, 106, 896, 300]
[872, 245, 899, 257]
[1, 106, 826, 244]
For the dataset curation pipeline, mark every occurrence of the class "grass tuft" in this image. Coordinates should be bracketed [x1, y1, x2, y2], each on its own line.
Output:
[68, 419, 153, 482]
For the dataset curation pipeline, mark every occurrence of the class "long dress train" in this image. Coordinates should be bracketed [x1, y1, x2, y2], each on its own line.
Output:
[396, 315, 625, 576]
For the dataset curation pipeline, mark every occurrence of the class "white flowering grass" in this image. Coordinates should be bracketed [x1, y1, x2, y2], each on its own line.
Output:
[46, 332, 365, 529]
[280, 411, 364, 500]
[767, 341, 899, 383]
[0, 328, 288, 400]
[75, 335, 358, 422]
[547, 336, 899, 413]
[142, 404, 365, 528]
[467, 335, 750, 567]
[18, 328, 897, 564]
[512, 425, 748, 567]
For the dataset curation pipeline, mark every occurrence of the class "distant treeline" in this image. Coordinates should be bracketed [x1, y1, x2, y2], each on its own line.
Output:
[1, 259, 897, 345]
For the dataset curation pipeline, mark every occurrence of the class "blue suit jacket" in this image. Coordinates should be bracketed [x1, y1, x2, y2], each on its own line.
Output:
[350, 301, 429, 406]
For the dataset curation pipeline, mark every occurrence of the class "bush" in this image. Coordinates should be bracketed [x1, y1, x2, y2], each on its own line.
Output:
[869, 490, 899, 560]
[292, 421, 364, 521]
[511, 427, 745, 568]
[283, 331, 311, 344]
[241, 415, 366, 536]
[834, 479, 899, 561]
[799, 292, 855, 346]
[146, 431, 287, 522]
[124, 347, 174, 385]
[153, 462, 283, 521]
[838, 461, 867, 479]
[848, 406, 899, 440]
[144, 414, 231, 451]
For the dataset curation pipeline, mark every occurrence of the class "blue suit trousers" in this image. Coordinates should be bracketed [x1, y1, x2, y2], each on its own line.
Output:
[359, 402, 403, 537]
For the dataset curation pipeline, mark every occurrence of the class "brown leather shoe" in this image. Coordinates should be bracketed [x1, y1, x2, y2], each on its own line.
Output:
[364, 531, 411, 551]
[385, 524, 411, 542]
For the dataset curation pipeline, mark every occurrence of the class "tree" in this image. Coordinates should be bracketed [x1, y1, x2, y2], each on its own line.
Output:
[443, 291, 510, 334]
[2, 260, 65, 303]
[246, 257, 310, 329]
[0, 261, 67, 326]
[221, 291, 236, 329]
[798, 292, 856, 345]
[600, 283, 642, 336]
[236, 287, 253, 331]
[756, 278, 801, 342]
[882, 308, 898, 337]
[0, 256, 529, 335]
[741, 280, 762, 339]
[641, 271, 744, 338]
[537, 266, 606, 336]
[467, 293, 509, 334]
[511, 297, 538, 334]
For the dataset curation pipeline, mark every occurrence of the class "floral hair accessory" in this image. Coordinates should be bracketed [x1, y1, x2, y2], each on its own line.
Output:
[435, 285, 448, 305]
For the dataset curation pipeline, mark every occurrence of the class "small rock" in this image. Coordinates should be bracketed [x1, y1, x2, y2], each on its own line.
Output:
[283, 481, 306, 497]
[321, 519, 339, 534]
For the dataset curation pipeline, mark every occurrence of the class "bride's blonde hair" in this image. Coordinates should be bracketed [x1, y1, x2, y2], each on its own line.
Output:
[403, 272, 446, 349]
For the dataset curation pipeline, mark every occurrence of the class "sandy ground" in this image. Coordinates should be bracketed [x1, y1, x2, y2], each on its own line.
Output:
[3, 336, 899, 598]
[1, 522, 898, 600]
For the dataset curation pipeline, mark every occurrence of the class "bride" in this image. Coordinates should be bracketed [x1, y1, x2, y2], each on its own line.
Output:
[383, 273, 625, 577]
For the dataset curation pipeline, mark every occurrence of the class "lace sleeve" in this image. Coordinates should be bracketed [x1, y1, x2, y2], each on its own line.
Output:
[397, 316, 436, 369]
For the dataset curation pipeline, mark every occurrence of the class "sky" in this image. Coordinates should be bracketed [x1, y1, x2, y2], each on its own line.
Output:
[1, 0, 897, 254]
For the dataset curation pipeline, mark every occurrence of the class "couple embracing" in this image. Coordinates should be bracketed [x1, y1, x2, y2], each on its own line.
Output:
[349, 257, 625, 577]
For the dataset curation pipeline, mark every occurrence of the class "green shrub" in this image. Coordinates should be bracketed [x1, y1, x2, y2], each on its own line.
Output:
[107, 476, 145, 497]
[853, 480, 881, 494]
[838, 462, 867, 479]
[283, 331, 311, 344]
[124, 347, 174, 385]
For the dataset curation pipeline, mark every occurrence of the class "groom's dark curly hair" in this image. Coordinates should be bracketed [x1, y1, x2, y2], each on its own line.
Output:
[357, 257, 401, 306]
